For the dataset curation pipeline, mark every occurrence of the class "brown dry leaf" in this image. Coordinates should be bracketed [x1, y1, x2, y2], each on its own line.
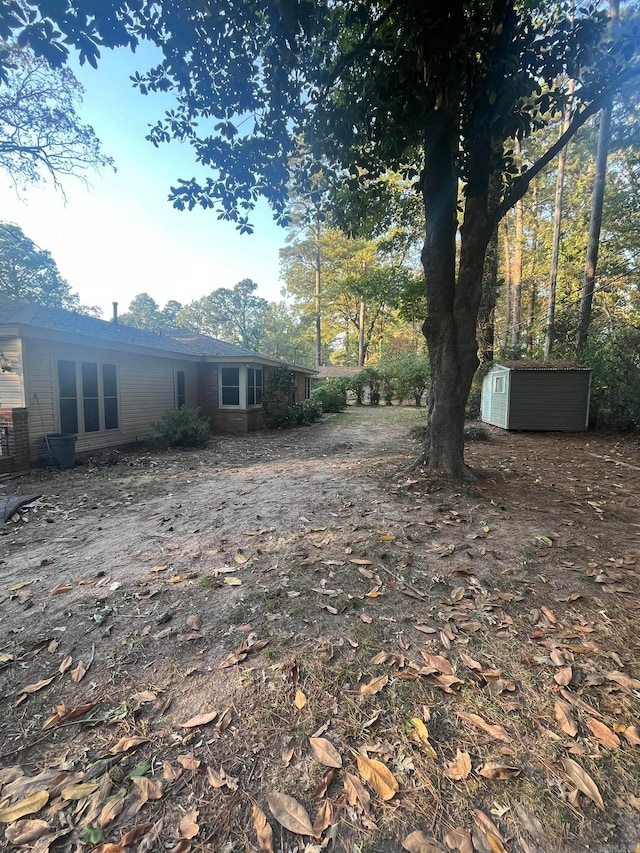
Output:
[58, 656, 73, 674]
[180, 710, 218, 728]
[314, 769, 335, 799]
[443, 749, 472, 782]
[349, 558, 374, 565]
[179, 809, 199, 839]
[109, 736, 149, 755]
[456, 711, 510, 743]
[513, 803, 545, 844]
[459, 652, 482, 672]
[252, 804, 274, 853]
[177, 755, 200, 771]
[294, 689, 307, 710]
[119, 822, 153, 846]
[432, 673, 463, 693]
[403, 831, 446, 852]
[70, 661, 87, 683]
[162, 763, 181, 782]
[224, 576, 243, 586]
[555, 700, 578, 737]
[540, 605, 557, 624]
[4, 818, 50, 845]
[61, 781, 101, 800]
[21, 675, 56, 695]
[170, 842, 191, 853]
[360, 613, 373, 624]
[313, 800, 333, 836]
[206, 766, 226, 788]
[477, 762, 521, 780]
[420, 651, 453, 675]
[623, 725, 640, 746]
[186, 615, 201, 631]
[309, 737, 342, 768]
[408, 718, 437, 759]
[132, 776, 163, 803]
[343, 771, 371, 810]
[443, 827, 473, 853]
[149, 565, 168, 573]
[233, 551, 248, 564]
[42, 700, 99, 730]
[586, 718, 621, 750]
[267, 792, 317, 838]
[98, 794, 126, 828]
[360, 674, 389, 696]
[473, 811, 508, 853]
[356, 753, 399, 801]
[0, 790, 49, 823]
[605, 671, 640, 691]
[554, 666, 573, 686]
[561, 757, 604, 810]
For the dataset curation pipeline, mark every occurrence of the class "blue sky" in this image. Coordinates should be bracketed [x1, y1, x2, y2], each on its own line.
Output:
[0, 42, 288, 317]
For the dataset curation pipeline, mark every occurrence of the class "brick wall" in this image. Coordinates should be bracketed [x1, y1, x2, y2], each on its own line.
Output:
[0, 407, 30, 473]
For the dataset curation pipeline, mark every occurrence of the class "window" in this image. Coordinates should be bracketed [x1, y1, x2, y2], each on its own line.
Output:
[247, 367, 263, 406]
[493, 375, 506, 394]
[176, 370, 186, 408]
[305, 376, 311, 400]
[57, 360, 118, 433]
[58, 360, 78, 433]
[221, 367, 240, 406]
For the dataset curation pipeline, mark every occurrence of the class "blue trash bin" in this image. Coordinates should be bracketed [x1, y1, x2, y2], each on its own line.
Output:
[46, 433, 77, 469]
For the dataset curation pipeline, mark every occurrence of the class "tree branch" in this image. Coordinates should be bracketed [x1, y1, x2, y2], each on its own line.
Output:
[493, 64, 640, 223]
[323, 0, 404, 93]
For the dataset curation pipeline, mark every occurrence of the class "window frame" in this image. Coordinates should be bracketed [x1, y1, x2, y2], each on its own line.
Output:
[218, 364, 264, 409]
[493, 374, 507, 394]
[176, 369, 186, 409]
[57, 359, 120, 434]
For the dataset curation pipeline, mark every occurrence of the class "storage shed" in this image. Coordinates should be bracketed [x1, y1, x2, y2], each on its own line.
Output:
[481, 361, 592, 431]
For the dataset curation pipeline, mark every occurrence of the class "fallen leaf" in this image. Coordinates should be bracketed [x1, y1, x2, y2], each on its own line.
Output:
[513, 803, 545, 844]
[42, 700, 99, 730]
[4, 818, 50, 845]
[349, 558, 374, 565]
[309, 737, 342, 768]
[169, 842, 191, 853]
[623, 725, 640, 746]
[605, 671, 640, 691]
[118, 822, 153, 846]
[561, 757, 604, 810]
[179, 809, 199, 839]
[267, 792, 317, 837]
[356, 753, 399, 801]
[360, 613, 373, 624]
[21, 675, 56, 694]
[360, 674, 389, 696]
[294, 689, 307, 710]
[233, 552, 247, 564]
[61, 781, 101, 800]
[555, 700, 578, 737]
[443, 828, 473, 853]
[149, 565, 168, 572]
[403, 831, 446, 852]
[456, 711, 510, 743]
[177, 755, 200, 771]
[407, 718, 437, 759]
[313, 800, 333, 835]
[459, 652, 482, 672]
[443, 750, 472, 782]
[186, 615, 201, 631]
[131, 776, 163, 803]
[98, 794, 126, 828]
[477, 762, 521, 780]
[586, 718, 621, 750]
[473, 811, 508, 853]
[343, 771, 370, 810]
[554, 666, 573, 686]
[224, 577, 243, 586]
[110, 736, 149, 755]
[252, 804, 274, 853]
[70, 661, 87, 683]
[180, 710, 218, 728]
[420, 652, 453, 675]
[0, 790, 49, 823]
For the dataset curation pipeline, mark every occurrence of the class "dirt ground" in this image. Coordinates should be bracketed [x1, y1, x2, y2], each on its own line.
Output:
[0, 406, 639, 853]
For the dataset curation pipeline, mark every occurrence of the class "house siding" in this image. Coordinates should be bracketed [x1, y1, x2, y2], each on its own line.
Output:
[0, 336, 25, 408]
[22, 337, 199, 460]
[508, 370, 590, 430]
[481, 366, 510, 428]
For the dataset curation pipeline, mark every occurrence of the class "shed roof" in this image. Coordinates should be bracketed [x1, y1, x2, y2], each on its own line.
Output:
[0, 303, 315, 372]
[496, 360, 590, 371]
[314, 365, 362, 380]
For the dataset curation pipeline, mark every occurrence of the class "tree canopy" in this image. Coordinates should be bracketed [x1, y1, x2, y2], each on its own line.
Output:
[177, 279, 269, 350]
[0, 221, 96, 312]
[0, 44, 113, 190]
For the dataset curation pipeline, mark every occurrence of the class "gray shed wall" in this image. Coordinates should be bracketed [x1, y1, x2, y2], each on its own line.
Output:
[507, 370, 590, 430]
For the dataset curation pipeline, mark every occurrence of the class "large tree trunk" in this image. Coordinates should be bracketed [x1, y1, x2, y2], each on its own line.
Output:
[313, 217, 322, 367]
[544, 78, 575, 359]
[477, 169, 502, 363]
[510, 158, 524, 350]
[357, 299, 365, 366]
[421, 111, 491, 478]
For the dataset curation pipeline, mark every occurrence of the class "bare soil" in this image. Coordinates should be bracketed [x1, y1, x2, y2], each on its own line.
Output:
[0, 407, 639, 853]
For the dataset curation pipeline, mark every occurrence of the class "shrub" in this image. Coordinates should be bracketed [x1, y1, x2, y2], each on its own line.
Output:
[148, 406, 211, 449]
[394, 353, 430, 406]
[263, 366, 296, 415]
[311, 378, 347, 412]
[378, 365, 396, 405]
[267, 398, 323, 429]
[349, 370, 369, 405]
[583, 326, 640, 430]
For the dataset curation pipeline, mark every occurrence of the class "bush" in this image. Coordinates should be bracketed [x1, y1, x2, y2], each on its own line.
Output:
[360, 366, 381, 405]
[349, 370, 368, 405]
[393, 353, 430, 406]
[311, 378, 347, 412]
[148, 406, 211, 449]
[583, 326, 640, 430]
[263, 366, 296, 415]
[267, 398, 323, 429]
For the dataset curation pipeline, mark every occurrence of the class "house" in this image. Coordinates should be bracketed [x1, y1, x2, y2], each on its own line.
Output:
[0, 303, 316, 472]
[481, 361, 592, 431]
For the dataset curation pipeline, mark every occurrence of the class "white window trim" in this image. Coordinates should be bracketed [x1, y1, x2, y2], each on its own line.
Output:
[56, 359, 121, 434]
[493, 374, 506, 394]
[218, 364, 264, 409]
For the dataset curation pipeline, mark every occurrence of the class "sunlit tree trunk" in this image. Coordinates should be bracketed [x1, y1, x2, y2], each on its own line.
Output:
[358, 299, 366, 366]
[544, 78, 575, 359]
[575, 0, 618, 357]
[510, 141, 524, 350]
[313, 216, 322, 366]
[502, 217, 512, 351]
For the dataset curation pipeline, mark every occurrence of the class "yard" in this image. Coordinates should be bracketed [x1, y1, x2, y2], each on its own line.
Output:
[0, 406, 639, 853]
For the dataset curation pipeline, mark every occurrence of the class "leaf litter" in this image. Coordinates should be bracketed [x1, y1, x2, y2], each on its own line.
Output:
[1, 409, 639, 851]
